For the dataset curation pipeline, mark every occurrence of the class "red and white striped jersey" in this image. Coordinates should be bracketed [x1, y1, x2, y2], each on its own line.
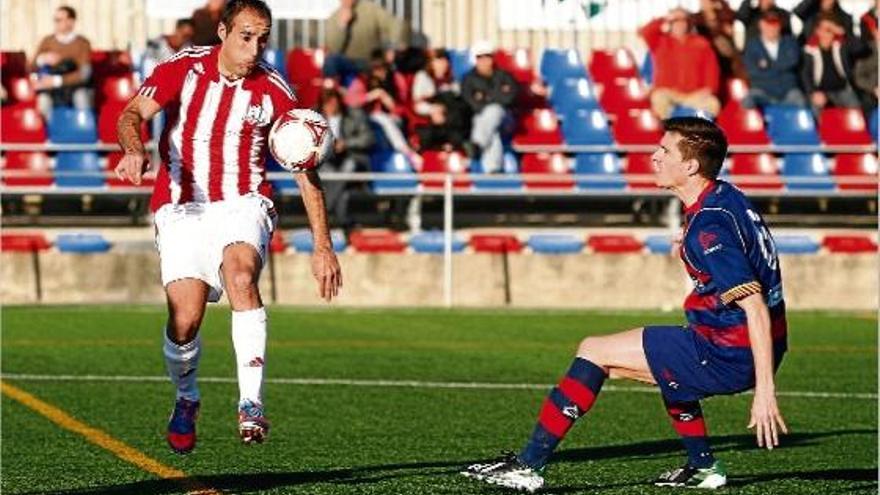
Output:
[137, 45, 297, 211]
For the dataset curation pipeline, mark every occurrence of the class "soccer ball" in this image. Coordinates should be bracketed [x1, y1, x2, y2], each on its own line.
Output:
[268, 109, 334, 172]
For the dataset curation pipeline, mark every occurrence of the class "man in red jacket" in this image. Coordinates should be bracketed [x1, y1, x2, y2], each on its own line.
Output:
[641, 8, 721, 119]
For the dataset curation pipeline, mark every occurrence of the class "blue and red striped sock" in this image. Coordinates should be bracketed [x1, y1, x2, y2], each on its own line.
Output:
[519, 357, 606, 470]
[664, 398, 715, 468]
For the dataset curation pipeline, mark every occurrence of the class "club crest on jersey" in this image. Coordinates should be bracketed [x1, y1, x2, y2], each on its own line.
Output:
[245, 104, 269, 126]
[698, 231, 722, 255]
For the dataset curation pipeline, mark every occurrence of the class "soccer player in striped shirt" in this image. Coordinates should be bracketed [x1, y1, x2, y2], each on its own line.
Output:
[115, 0, 342, 453]
[462, 117, 788, 492]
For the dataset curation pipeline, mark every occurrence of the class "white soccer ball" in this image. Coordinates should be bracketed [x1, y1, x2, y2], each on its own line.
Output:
[268, 109, 334, 172]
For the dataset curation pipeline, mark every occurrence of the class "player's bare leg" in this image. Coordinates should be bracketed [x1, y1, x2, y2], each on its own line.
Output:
[222, 242, 270, 444]
[164, 278, 210, 454]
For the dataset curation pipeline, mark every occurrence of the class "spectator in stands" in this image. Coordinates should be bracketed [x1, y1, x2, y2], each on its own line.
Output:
[640, 8, 721, 119]
[736, 0, 793, 41]
[742, 11, 806, 108]
[191, 0, 225, 46]
[30, 5, 93, 119]
[854, 1, 879, 116]
[802, 14, 863, 113]
[794, 0, 854, 42]
[324, 0, 407, 86]
[692, 0, 747, 81]
[412, 48, 471, 151]
[141, 18, 195, 78]
[345, 49, 421, 167]
[461, 41, 518, 173]
[317, 84, 375, 231]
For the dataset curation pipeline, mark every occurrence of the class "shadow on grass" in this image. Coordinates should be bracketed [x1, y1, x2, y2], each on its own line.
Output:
[22, 429, 875, 495]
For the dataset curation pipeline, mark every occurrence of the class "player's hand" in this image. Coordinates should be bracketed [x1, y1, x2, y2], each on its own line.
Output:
[311, 245, 342, 302]
[114, 152, 149, 185]
[747, 388, 788, 450]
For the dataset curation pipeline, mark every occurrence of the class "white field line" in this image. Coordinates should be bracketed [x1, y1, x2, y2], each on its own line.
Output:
[1, 373, 876, 400]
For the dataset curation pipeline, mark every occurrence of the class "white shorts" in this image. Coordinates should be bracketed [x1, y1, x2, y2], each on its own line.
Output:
[154, 194, 277, 302]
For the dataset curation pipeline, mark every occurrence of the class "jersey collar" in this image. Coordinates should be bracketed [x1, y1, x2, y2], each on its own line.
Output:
[684, 180, 718, 218]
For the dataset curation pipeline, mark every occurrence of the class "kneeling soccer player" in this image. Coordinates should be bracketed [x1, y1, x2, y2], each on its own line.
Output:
[462, 117, 788, 492]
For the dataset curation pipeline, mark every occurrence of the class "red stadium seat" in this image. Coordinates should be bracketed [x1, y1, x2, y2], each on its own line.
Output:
[98, 102, 149, 144]
[598, 78, 650, 117]
[716, 106, 770, 145]
[1, 232, 51, 252]
[0, 51, 27, 77]
[822, 235, 878, 253]
[4, 76, 36, 106]
[587, 234, 643, 253]
[728, 153, 783, 190]
[91, 50, 134, 109]
[833, 153, 879, 191]
[494, 48, 535, 85]
[349, 230, 407, 253]
[521, 153, 573, 189]
[588, 48, 639, 85]
[420, 150, 472, 189]
[725, 78, 749, 104]
[470, 234, 523, 253]
[287, 48, 325, 108]
[512, 108, 563, 146]
[818, 108, 872, 145]
[612, 109, 662, 144]
[101, 76, 137, 104]
[2, 152, 53, 186]
[0, 105, 47, 143]
[270, 230, 287, 253]
[624, 153, 655, 189]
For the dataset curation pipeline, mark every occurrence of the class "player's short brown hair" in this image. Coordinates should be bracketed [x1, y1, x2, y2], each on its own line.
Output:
[221, 0, 272, 31]
[663, 117, 728, 180]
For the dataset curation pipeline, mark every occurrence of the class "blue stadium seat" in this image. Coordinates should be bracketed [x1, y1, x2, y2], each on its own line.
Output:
[265, 155, 298, 193]
[780, 153, 835, 190]
[644, 234, 673, 254]
[48, 107, 97, 143]
[370, 151, 419, 193]
[527, 234, 584, 254]
[449, 49, 473, 81]
[870, 107, 878, 144]
[472, 151, 523, 190]
[55, 152, 103, 187]
[409, 231, 467, 253]
[539, 49, 586, 85]
[289, 230, 347, 253]
[774, 235, 820, 254]
[56, 233, 111, 253]
[262, 48, 288, 82]
[368, 119, 394, 151]
[764, 105, 820, 145]
[573, 153, 625, 190]
[560, 108, 613, 145]
[670, 106, 714, 120]
[640, 53, 653, 85]
[549, 77, 598, 111]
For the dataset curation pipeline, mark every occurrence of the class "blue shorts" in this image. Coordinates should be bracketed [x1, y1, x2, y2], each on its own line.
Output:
[642, 325, 787, 403]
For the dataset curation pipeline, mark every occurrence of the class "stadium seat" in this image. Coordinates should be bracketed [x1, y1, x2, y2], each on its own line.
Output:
[4, 76, 36, 106]
[833, 153, 879, 191]
[870, 107, 878, 143]
[640, 53, 653, 85]
[779, 153, 834, 190]
[262, 48, 289, 82]
[471, 152, 523, 190]
[286, 48, 324, 108]
[55, 233, 111, 253]
[588, 48, 638, 85]
[624, 153, 655, 190]
[289, 230, 348, 253]
[728, 153, 782, 190]
[349, 230, 407, 253]
[598, 78, 651, 117]
[822, 235, 877, 253]
[527, 233, 584, 254]
[269, 230, 287, 253]
[548, 77, 598, 111]
[421, 150, 472, 190]
[573, 153, 625, 190]
[100, 76, 137, 105]
[369, 151, 419, 193]
[539, 48, 586, 85]
[644, 234, 673, 254]
[98, 102, 149, 143]
[409, 231, 467, 253]
[513, 108, 564, 146]
[48, 107, 98, 143]
[521, 153, 573, 189]
[1, 105, 47, 143]
[449, 49, 473, 81]
[0, 51, 27, 78]
[494, 48, 535, 85]
[470, 234, 523, 253]
[774, 235, 820, 254]
[716, 106, 770, 145]
[725, 78, 749, 104]
[90, 50, 135, 109]
[764, 105, 820, 145]
[560, 108, 613, 145]
[2, 152, 53, 186]
[670, 105, 714, 119]
[818, 108, 873, 145]
[612, 109, 663, 145]
[0, 232, 51, 252]
[265, 154, 297, 193]
[588, 234, 643, 253]
[55, 152, 104, 188]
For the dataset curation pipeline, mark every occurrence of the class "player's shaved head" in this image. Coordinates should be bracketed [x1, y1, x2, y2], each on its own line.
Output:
[662, 117, 728, 180]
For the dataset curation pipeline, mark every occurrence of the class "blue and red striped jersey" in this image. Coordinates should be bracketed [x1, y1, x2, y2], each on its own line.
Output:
[680, 180, 787, 348]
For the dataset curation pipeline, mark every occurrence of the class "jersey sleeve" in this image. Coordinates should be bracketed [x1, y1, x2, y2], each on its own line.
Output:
[265, 70, 298, 119]
[688, 213, 760, 305]
[136, 54, 188, 108]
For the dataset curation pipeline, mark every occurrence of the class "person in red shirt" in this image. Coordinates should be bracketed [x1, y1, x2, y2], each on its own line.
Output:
[114, 0, 342, 454]
[641, 8, 721, 119]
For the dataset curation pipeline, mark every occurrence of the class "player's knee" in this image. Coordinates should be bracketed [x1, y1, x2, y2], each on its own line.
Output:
[167, 310, 202, 344]
[226, 269, 258, 296]
[576, 336, 604, 365]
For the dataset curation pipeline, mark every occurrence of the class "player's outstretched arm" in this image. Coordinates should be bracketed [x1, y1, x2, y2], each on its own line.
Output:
[738, 292, 788, 450]
[295, 170, 343, 301]
[115, 95, 161, 185]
